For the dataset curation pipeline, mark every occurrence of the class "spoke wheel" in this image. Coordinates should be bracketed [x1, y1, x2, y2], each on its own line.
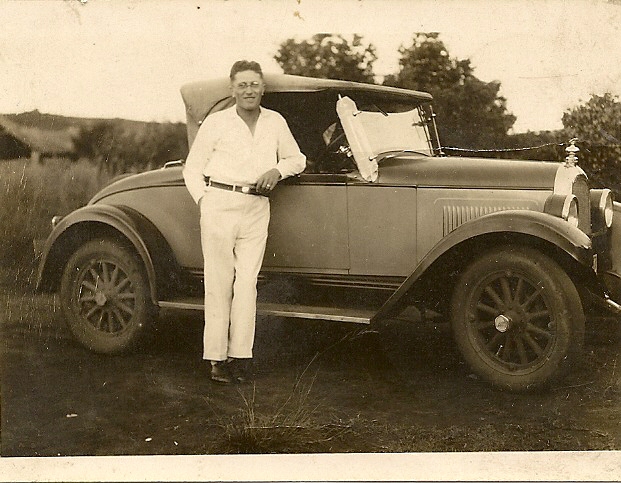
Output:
[61, 239, 154, 354]
[451, 247, 584, 392]
[76, 259, 136, 335]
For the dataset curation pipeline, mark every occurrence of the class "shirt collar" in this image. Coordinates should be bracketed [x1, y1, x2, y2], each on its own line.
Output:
[228, 104, 264, 119]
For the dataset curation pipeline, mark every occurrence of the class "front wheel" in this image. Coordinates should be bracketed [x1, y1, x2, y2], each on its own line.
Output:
[60, 239, 155, 354]
[451, 247, 585, 392]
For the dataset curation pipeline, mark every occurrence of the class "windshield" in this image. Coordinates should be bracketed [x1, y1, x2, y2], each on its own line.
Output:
[355, 107, 433, 157]
[337, 96, 433, 182]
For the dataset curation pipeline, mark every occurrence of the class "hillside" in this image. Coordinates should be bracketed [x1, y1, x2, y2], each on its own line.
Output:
[0, 110, 187, 162]
[3, 110, 184, 132]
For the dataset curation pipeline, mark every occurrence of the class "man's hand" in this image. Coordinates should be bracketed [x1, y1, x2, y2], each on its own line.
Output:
[255, 168, 282, 195]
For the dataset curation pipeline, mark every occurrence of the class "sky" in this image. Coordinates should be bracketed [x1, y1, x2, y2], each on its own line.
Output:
[1, 0, 620, 133]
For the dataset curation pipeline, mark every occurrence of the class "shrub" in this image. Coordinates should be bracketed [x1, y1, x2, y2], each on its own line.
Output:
[562, 93, 621, 200]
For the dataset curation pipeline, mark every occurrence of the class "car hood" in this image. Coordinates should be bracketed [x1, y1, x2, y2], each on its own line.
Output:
[91, 155, 561, 203]
[378, 154, 561, 189]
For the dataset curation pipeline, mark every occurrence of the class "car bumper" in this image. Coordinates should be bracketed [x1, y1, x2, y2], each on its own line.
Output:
[600, 271, 621, 313]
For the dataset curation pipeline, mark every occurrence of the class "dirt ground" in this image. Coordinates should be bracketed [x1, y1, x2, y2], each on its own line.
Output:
[1, 263, 620, 459]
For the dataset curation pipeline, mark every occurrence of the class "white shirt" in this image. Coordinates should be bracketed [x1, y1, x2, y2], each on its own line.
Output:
[183, 105, 306, 204]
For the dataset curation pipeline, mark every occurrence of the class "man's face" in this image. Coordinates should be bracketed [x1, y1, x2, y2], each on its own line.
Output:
[230, 70, 265, 112]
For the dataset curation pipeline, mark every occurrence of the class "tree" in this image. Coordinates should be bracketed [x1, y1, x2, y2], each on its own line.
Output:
[274, 34, 377, 83]
[384, 33, 516, 151]
[502, 130, 566, 162]
[562, 93, 621, 198]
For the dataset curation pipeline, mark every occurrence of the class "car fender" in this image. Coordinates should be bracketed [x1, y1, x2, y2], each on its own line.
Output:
[36, 204, 169, 304]
[371, 209, 592, 322]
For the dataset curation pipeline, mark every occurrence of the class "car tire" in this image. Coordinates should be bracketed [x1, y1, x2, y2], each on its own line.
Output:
[450, 246, 585, 392]
[60, 239, 155, 354]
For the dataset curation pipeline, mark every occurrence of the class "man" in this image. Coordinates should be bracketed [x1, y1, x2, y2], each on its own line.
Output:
[183, 60, 306, 384]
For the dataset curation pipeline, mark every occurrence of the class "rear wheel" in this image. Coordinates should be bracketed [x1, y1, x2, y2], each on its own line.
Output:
[60, 239, 155, 354]
[451, 247, 584, 391]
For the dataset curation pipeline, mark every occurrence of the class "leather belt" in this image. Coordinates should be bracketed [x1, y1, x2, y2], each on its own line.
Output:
[204, 176, 264, 196]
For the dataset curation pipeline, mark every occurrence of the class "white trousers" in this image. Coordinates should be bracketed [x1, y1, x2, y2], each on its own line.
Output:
[199, 187, 270, 361]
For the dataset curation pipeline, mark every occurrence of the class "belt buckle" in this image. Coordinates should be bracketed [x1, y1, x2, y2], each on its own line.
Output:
[241, 186, 250, 194]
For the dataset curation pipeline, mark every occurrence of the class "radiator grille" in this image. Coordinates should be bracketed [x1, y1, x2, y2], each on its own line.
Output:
[572, 175, 591, 234]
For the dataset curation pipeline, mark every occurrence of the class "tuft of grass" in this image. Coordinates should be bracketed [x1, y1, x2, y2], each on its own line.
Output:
[217, 380, 318, 454]
[208, 334, 369, 454]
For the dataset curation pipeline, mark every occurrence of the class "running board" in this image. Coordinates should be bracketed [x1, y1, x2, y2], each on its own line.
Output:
[258, 303, 373, 324]
[158, 300, 374, 324]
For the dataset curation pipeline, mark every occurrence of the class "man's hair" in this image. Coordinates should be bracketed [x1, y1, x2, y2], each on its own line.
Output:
[229, 60, 263, 80]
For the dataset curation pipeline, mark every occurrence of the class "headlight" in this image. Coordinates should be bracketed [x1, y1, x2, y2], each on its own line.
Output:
[544, 193, 579, 227]
[590, 188, 614, 230]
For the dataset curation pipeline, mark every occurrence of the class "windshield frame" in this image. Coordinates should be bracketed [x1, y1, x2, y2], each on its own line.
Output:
[337, 96, 439, 181]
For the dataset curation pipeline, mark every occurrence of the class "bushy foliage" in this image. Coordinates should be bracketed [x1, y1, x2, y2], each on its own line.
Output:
[502, 130, 566, 161]
[73, 120, 188, 175]
[275, 34, 377, 83]
[480, 130, 567, 162]
[562, 93, 621, 198]
[383, 33, 516, 150]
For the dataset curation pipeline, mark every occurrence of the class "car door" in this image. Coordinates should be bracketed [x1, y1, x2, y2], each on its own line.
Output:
[336, 95, 424, 277]
[262, 173, 350, 272]
[346, 181, 417, 277]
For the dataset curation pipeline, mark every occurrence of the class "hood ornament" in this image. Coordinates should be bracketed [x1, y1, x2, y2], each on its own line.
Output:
[564, 138, 579, 167]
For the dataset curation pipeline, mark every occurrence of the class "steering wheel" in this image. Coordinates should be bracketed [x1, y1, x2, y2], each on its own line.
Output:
[325, 130, 348, 154]
[322, 132, 356, 173]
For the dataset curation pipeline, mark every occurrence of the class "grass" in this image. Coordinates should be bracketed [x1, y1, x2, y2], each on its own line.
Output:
[212, 380, 323, 453]
[0, 157, 109, 334]
[207, 333, 368, 454]
[0, 157, 111, 265]
[0, 253, 64, 341]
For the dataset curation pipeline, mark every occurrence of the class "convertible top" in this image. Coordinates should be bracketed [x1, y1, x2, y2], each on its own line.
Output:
[180, 74, 433, 147]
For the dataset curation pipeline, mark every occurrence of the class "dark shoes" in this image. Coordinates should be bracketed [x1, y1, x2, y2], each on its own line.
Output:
[210, 361, 233, 384]
[229, 358, 252, 384]
[210, 359, 252, 384]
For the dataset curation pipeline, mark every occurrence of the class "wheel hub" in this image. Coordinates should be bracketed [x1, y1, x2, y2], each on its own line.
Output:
[494, 314, 511, 332]
[94, 290, 108, 306]
[494, 299, 529, 333]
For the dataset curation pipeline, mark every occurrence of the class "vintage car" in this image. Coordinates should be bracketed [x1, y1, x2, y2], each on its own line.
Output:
[36, 74, 621, 391]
